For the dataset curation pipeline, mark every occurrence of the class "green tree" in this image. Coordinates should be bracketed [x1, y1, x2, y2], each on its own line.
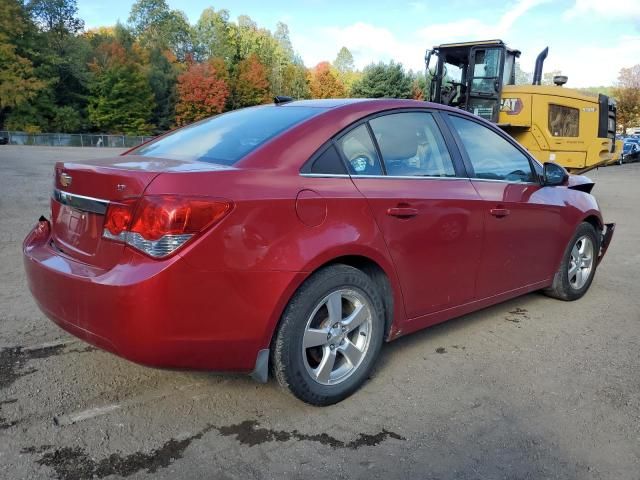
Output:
[351, 62, 412, 99]
[514, 61, 532, 85]
[88, 41, 155, 134]
[128, 0, 193, 60]
[22, 0, 91, 131]
[542, 69, 563, 86]
[333, 47, 354, 74]
[410, 71, 428, 101]
[145, 48, 178, 131]
[195, 7, 235, 63]
[281, 56, 311, 99]
[0, 0, 45, 120]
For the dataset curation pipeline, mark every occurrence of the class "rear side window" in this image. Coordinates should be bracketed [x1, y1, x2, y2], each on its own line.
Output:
[310, 145, 347, 174]
[336, 124, 384, 175]
[129, 106, 320, 165]
[369, 112, 455, 177]
[449, 115, 534, 183]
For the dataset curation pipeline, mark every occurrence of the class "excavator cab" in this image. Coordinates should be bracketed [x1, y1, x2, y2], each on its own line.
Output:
[426, 40, 520, 122]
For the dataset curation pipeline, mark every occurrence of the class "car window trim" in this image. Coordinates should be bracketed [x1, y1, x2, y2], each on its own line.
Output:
[442, 112, 542, 186]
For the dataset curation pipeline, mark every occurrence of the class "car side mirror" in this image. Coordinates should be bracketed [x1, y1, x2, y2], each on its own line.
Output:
[542, 162, 569, 186]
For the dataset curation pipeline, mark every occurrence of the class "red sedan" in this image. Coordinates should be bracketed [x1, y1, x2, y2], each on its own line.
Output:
[23, 99, 614, 405]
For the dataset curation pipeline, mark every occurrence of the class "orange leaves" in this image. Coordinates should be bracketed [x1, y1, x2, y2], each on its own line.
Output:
[175, 60, 230, 126]
[308, 62, 346, 99]
[234, 54, 270, 107]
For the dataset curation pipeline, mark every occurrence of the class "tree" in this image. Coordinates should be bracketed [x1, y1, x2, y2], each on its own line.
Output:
[194, 7, 234, 63]
[351, 62, 412, 99]
[274, 22, 294, 59]
[542, 69, 563, 86]
[128, 0, 193, 60]
[613, 65, 640, 132]
[22, 0, 91, 131]
[88, 40, 155, 134]
[333, 47, 354, 74]
[411, 71, 427, 101]
[233, 54, 270, 107]
[27, 0, 84, 45]
[175, 60, 229, 126]
[281, 57, 311, 99]
[308, 62, 346, 99]
[514, 61, 532, 85]
[145, 48, 179, 131]
[0, 0, 45, 116]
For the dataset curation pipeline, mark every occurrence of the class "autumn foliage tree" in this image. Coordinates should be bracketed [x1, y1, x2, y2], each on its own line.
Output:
[613, 65, 640, 132]
[88, 40, 155, 134]
[175, 59, 230, 126]
[233, 53, 270, 108]
[308, 62, 346, 99]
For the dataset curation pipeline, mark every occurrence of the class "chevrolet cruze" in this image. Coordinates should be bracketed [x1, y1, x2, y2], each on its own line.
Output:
[23, 99, 614, 405]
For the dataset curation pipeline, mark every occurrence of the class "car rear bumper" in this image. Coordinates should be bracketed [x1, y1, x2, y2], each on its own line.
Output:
[23, 218, 305, 373]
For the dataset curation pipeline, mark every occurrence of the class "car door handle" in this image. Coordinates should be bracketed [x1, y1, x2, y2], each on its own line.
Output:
[387, 207, 419, 218]
[489, 208, 511, 218]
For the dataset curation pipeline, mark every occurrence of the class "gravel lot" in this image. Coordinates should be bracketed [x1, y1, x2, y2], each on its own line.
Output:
[1, 145, 639, 480]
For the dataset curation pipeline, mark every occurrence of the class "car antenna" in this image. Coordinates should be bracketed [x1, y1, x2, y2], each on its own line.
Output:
[274, 96, 294, 105]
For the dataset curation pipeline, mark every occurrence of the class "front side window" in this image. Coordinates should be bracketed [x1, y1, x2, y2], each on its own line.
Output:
[449, 115, 534, 183]
[129, 106, 320, 165]
[336, 124, 383, 175]
[369, 112, 455, 177]
[548, 104, 579, 137]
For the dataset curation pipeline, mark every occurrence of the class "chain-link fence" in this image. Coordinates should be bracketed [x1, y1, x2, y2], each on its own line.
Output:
[0, 131, 155, 148]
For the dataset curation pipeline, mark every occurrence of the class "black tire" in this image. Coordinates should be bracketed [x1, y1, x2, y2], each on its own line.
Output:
[271, 264, 385, 405]
[544, 222, 600, 301]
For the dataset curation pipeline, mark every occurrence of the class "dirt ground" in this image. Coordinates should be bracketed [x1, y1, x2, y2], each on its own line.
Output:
[1, 145, 638, 480]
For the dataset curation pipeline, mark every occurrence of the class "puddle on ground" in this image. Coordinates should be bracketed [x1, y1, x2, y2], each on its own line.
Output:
[24, 420, 405, 479]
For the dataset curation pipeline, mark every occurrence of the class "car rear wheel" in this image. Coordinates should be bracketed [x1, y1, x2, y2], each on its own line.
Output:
[272, 264, 385, 405]
[544, 222, 600, 301]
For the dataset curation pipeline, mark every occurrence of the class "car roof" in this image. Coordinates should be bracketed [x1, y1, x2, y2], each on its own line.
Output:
[274, 97, 465, 115]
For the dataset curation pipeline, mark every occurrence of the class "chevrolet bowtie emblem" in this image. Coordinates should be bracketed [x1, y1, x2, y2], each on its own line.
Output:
[60, 173, 72, 187]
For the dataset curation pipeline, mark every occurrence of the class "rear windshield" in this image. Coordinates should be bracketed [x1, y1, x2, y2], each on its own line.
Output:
[129, 106, 320, 165]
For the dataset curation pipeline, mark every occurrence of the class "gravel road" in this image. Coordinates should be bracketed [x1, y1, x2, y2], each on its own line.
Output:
[1, 145, 638, 479]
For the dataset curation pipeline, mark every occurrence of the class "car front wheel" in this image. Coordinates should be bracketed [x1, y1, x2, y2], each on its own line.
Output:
[544, 222, 600, 301]
[272, 264, 385, 405]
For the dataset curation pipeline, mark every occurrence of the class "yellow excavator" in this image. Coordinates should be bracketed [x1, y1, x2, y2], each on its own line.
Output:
[425, 40, 617, 172]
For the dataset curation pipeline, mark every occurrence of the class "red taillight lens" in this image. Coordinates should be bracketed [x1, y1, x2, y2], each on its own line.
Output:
[104, 202, 134, 236]
[129, 196, 231, 241]
[102, 196, 232, 258]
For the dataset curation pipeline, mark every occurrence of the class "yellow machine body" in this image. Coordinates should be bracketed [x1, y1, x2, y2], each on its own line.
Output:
[498, 85, 613, 170]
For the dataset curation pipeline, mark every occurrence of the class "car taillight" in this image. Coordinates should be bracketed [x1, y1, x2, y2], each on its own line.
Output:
[103, 196, 231, 258]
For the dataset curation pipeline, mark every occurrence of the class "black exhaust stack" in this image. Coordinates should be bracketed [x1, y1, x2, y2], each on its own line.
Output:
[532, 47, 548, 85]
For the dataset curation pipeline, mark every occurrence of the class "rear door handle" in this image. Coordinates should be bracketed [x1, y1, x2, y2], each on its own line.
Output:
[490, 208, 510, 218]
[387, 207, 419, 218]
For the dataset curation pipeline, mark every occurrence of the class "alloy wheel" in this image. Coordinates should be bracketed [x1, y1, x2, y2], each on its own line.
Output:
[568, 235, 594, 289]
[302, 289, 373, 386]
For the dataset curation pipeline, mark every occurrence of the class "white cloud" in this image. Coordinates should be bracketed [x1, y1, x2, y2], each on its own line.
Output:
[417, 0, 550, 46]
[289, 0, 635, 86]
[564, 0, 640, 19]
[539, 35, 640, 87]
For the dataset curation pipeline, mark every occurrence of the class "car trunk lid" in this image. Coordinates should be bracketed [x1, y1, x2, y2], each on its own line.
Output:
[50, 156, 228, 268]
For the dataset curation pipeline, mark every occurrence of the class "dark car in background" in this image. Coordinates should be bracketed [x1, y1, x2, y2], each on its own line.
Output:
[622, 138, 640, 163]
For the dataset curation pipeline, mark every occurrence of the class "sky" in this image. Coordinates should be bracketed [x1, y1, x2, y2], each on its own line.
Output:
[77, 0, 640, 87]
